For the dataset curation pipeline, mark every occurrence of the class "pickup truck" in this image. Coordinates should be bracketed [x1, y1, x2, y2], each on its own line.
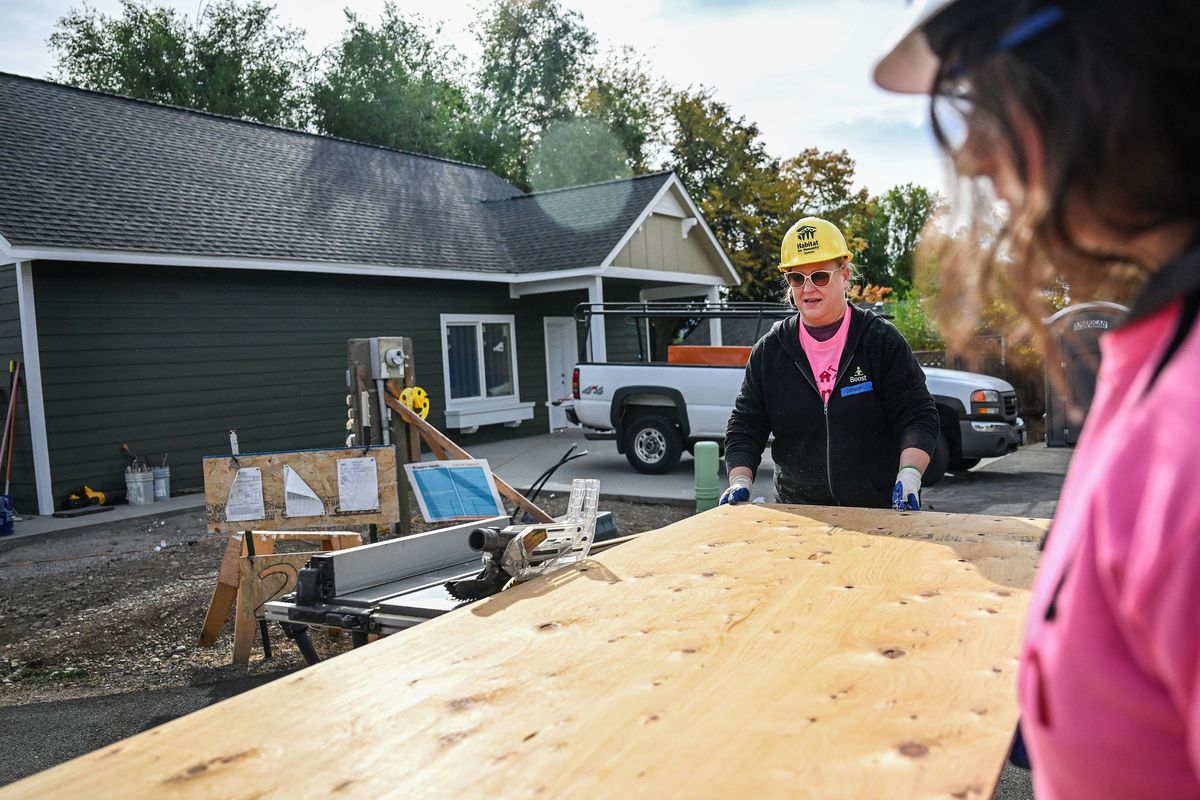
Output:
[565, 303, 1026, 483]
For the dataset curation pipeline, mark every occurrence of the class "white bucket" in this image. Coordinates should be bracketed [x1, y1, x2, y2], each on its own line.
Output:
[152, 466, 171, 501]
[125, 468, 155, 506]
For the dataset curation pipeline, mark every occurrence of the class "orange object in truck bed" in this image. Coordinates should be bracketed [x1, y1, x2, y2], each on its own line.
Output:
[667, 345, 752, 367]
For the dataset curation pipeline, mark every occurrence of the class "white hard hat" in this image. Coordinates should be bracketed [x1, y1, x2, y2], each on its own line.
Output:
[872, 0, 960, 94]
[874, 1, 1066, 95]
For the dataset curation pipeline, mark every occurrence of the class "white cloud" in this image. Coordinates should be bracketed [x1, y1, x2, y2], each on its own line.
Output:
[0, 0, 947, 194]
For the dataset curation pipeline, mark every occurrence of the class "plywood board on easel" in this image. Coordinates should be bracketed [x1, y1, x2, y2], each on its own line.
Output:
[202, 447, 398, 533]
[7, 505, 1045, 799]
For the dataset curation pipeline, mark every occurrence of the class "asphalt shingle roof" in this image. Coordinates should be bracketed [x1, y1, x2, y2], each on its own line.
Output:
[0, 74, 672, 275]
[487, 174, 672, 274]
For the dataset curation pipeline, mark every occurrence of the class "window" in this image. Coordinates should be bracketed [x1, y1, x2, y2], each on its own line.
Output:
[441, 315, 520, 407]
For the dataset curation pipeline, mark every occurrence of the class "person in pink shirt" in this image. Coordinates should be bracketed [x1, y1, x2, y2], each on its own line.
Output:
[874, 1, 1200, 797]
[722, 216, 939, 510]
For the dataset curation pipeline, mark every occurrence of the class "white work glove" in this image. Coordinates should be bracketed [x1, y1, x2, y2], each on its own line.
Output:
[892, 466, 922, 511]
[720, 475, 753, 506]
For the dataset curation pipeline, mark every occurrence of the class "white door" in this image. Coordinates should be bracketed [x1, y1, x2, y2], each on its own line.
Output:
[544, 317, 580, 432]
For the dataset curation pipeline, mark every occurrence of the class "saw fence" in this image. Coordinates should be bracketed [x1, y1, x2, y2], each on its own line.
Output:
[6, 505, 1046, 799]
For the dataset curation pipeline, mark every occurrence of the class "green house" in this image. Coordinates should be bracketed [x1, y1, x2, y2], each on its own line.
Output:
[0, 73, 739, 514]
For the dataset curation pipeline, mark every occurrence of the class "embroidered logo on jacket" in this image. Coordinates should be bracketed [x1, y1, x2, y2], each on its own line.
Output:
[848, 365, 869, 384]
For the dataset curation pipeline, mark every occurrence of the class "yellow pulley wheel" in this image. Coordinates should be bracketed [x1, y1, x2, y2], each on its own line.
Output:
[399, 386, 430, 419]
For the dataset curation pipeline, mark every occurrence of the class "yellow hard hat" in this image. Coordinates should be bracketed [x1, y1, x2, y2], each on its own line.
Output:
[778, 217, 853, 272]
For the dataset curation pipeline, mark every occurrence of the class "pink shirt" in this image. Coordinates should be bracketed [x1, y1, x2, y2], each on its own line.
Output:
[798, 306, 852, 405]
[1019, 298, 1200, 799]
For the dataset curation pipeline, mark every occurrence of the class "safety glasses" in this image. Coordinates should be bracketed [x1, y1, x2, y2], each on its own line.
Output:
[783, 270, 838, 289]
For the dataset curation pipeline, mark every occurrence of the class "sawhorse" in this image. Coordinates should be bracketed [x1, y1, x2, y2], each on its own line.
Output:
[198, 530, 362, 664]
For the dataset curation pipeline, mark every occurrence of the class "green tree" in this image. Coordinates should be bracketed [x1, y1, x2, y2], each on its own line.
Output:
[310, 5, 469, 159]
[50, 0, 310, 127]
[666, 88, 792, 301]
[579, 47, 669, 175]
[856, 183, 939, 290]
[471, 0, 597, 186]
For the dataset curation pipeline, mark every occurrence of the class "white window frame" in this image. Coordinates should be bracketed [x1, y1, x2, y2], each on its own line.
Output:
[440, 313, 523, 412]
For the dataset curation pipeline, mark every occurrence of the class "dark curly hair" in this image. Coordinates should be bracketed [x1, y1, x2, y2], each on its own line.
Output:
[921, 0, 1200, 348]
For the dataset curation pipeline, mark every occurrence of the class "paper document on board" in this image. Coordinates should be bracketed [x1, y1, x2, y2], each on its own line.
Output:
[337, 457, 379, 512]
[225, 467, 265, 522]
[404, 459, 506, 522]
[284, 466, 325, 518]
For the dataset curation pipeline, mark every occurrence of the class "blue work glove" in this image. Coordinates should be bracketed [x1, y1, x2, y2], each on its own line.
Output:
[892, 466, 922, 511]
[720, 475, 753, 506]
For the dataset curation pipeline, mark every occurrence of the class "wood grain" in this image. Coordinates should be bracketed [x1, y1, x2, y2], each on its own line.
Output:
[3, 505, 1045, 799]
[202, 447, 398, 533]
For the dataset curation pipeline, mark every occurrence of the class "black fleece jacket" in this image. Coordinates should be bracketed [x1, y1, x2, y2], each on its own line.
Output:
[724, 306, 938, 508]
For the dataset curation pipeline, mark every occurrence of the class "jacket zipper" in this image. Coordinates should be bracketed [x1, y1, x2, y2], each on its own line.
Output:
[786, 312, 870, 506]
[793, 354, 856, 505]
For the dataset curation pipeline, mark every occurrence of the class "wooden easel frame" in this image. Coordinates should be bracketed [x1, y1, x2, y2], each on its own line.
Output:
[198, 530, 362, 663]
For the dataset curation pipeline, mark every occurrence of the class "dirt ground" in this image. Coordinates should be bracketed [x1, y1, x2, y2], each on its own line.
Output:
[0, 494, 692, 708]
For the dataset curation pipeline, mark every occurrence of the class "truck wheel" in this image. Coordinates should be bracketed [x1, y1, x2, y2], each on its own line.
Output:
[624, 416, 682, 474]
[949, 456, 981, 472]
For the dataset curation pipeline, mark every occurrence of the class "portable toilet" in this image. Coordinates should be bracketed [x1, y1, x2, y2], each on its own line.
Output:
[1044, 301, 1128, 447]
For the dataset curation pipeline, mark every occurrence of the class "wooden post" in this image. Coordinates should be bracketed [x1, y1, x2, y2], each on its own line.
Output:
[384, 384, 554, 523]
[391, 338, 418, 537]
[197, 533, 242, 647]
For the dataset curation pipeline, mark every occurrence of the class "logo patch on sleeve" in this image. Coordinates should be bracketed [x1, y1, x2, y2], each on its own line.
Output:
[840, 381, 874, 397]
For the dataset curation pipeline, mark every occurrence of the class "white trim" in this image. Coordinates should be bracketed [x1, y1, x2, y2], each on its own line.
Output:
[663, 175, 741, 285]
[707, 286, 724, 346]
[439, 313, 523, 420]
[597, 178, 676, 272]
[652, 192, 688, 218]
[587, 278, 606, 362]
[444, 403, 534, 430]
[509, 275, 596, 299]
[597, 175, 742, 287]
[638, 285, 715, 301]
[543, 317, 580, 433]
[604, 266, 725, 286]
[15, 262, 54, 515]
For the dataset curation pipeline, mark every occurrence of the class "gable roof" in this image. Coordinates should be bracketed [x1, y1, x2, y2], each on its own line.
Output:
[484, 173, 672, 274]
[0, 73, 730, 281]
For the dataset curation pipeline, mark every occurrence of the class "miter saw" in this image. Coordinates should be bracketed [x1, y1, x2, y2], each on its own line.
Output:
[446, 478, 600, 602]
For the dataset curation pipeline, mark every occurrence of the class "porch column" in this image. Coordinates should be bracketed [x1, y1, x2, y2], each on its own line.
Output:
[16, 261, 54, 514]
[587, 277, 607, 362]
[706, 286, 724, 345]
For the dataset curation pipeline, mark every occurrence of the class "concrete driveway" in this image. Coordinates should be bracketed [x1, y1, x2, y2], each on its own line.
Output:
[467, 427, 1072, 517]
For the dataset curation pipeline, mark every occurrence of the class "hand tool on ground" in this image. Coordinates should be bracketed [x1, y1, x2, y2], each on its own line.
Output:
[65, 485, 108, 508]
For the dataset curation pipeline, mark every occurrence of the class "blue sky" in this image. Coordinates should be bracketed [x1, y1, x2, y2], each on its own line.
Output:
[0, 0, 944, 197]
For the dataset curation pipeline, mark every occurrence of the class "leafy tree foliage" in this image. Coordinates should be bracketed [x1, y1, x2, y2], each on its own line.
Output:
[310, 5, 468, 159]
[471, 0, 596, 186]
[50, 0, 310, 127]
[857, 183, 939, 290]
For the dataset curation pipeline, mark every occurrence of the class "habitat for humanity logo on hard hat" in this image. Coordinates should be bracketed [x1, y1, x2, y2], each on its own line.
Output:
[796, 224, 819, 253]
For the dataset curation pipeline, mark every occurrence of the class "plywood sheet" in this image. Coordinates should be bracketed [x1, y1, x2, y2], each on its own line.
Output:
[3, 505, 1045, 799]
[202, 447, 398, 533]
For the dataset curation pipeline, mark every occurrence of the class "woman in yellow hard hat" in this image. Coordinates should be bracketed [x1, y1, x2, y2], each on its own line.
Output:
[720, 216, 939, 511]
[874, 2, 1200, 797]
